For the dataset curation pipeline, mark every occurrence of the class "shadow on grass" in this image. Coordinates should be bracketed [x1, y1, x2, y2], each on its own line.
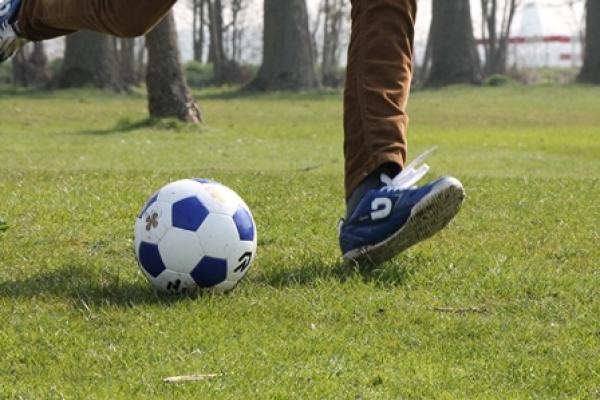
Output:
[0, 263, 191, 308]
[252, 253, 424, 288]
[194, 87, 342, 101]
[0, 86, 146, 99]
[0, 87, 51, 99]
[0, 254, 424, 308]
[194, 87, 256, 101]
[77, 117, 203, 136]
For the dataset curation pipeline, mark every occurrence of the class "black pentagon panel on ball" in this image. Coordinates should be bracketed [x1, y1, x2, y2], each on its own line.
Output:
[233, 206, 255, 241]
[190, 256, 228, 288]
[138, 242, 166, 278]
[171, 196, 209, 231]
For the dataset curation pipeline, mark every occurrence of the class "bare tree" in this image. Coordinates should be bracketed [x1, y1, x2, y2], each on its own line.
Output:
[565, 0, 585, 46]
[228, 0, 247, 63]
[135, 38, 146, 82]
[249, 0, 319, 91]
[207, 0, 248, 84]
[426, 0, 482, 86]
[192, 0, 207, 62]
[56, 32, 124, 91]
[12, 42, 51, 87]
[208, 0, 226, 75]
[146, 11, 202, 123]
[119, 38, 142, 86]
[320, 0, 348, 87]
[414, 30, 433, 85]
[578, 0, 600, 83]
[309, 0, 324, 67]
[481, 0, 519, 76]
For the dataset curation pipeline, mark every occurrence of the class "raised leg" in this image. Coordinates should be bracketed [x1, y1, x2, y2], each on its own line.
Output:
[17, 0, 177, 40]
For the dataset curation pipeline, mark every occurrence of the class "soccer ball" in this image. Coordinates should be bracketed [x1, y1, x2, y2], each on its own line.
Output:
[134, 178, 257, 294]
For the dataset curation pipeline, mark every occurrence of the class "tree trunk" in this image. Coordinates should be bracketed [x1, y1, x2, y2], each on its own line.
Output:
[249, 0, 318, 91]
[12, 42, 52, 87]
[578, 0, 600, 84]
[193, 0, 206, 62]
[321, 0, 332, 84]
[230, 0, 244, 63]
[56, 32, 123, 91]
[321, 0, 346, 87]
[208, 0, 226, 82]
[310, 1, 323, 67]
[146, 11, 202, 123]
[136, 38, 146, 81]
[206, 0, 246, 84]
[414, 30, 432, 85]
[426, 0, 482, 86]
[11, 48, 28, 86]
[119, 38, 139, 86]
[481, 0, 517, 76]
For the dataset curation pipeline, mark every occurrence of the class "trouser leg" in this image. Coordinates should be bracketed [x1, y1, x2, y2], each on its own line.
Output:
[344, 0, 417, 199]
[16, 0, 177, 40]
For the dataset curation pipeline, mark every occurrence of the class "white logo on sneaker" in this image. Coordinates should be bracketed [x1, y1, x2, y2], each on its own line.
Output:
[371, 198, 392, 220]
[0, 0, 11, 18]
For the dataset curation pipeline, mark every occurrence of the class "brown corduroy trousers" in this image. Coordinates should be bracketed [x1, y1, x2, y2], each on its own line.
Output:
[17, 0, 177, 40]
[16, 0, 416, 200]
[344, 0, 416, 198]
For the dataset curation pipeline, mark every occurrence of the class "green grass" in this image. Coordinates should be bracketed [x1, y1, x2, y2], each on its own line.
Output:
[1, 85, 599, 399]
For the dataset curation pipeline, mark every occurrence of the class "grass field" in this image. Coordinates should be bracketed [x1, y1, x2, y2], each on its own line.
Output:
[1, 85, 599, 399]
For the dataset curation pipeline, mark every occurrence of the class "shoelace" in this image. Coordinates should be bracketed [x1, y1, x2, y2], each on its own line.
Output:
[380, 146, 437, 192]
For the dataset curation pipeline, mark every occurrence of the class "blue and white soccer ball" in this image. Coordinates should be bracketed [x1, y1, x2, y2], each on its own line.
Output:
[134, 179, 257, 294]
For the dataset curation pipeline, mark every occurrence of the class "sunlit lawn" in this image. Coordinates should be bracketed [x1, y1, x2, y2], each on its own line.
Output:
[0, 84, 599, 398]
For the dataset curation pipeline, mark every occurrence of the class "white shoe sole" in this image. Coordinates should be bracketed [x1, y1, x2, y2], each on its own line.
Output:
[343, 177, 465, 265]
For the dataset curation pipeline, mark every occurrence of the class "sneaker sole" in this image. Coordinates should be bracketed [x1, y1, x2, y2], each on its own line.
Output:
[343, 177, 465, 265]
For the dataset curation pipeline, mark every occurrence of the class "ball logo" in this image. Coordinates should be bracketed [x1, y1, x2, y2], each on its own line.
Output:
[207, 187, 226, 204]
[234, 252, 253, 273]
[166, 279, 184, 294]
[371, 198, 392, 220]
[145, 212, 159, 231]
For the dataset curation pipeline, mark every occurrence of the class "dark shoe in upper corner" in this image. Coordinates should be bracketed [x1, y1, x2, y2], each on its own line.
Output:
[0, 0, 27, 63]
[338, 148, 465, 265]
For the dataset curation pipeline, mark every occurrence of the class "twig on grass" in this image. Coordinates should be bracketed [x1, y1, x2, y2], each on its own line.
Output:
[297, 164, 323, 172]
[433, 306, 488, 314]
[163, 374, 222, 383]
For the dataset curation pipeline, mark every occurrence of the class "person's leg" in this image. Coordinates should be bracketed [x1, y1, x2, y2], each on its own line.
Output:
[344, 0, 416, 202]
[339, 0, 465, 264]
[16, 0, 177, 40]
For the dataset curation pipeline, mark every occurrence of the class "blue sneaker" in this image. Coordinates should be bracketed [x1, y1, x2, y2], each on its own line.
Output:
[339, 148, 465, 264]
[0, 0, 27, 63]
